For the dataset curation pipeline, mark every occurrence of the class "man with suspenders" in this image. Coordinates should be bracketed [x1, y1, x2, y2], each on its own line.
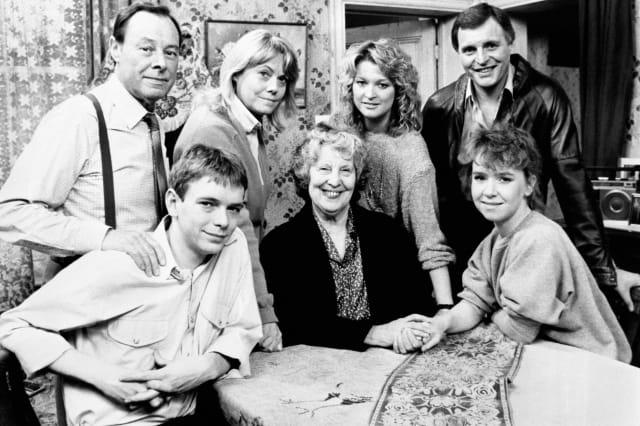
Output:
[0, 3, 181, 423]
[0, 2, 180, 277]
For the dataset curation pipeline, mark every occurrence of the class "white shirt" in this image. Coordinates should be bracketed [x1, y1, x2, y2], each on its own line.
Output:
[0, 219, 262, 425]
[458, 64, 515, 165]
[0, 76, 168, 256]
[227, 94, 264, 185]
[464, 63, 515, 128]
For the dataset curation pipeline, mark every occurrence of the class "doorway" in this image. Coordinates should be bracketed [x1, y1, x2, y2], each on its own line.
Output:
[327, 0, 531, 111]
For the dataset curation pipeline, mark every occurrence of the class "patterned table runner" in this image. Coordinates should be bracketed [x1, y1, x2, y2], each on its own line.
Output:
[370, 323, 523, 426]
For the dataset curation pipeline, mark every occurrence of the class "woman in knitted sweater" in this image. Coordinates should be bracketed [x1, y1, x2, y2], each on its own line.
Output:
[329, 39, 455, 311]
[174, 30, 299, 351]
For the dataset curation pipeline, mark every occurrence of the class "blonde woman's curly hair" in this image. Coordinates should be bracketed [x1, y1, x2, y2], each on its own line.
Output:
[338, 39, 422, 136]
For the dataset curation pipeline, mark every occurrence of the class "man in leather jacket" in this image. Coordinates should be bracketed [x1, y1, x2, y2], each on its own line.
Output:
[421, 2, 639, 313]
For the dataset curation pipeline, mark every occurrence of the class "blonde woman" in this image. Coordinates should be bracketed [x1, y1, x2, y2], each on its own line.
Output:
[175, 29, 299, 351]
[328, 39, 455, 313]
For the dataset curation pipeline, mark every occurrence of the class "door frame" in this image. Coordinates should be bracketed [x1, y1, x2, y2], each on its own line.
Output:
[327, 0, 545, 111]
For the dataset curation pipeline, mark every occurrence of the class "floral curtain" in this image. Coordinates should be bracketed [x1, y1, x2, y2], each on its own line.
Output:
[0, 0, 132, 310]
[0, 0, 95, 310]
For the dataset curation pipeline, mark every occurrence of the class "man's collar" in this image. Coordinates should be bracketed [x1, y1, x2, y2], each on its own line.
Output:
[99, 76, 154, 131]
[152, 216, 181, 280]
[465, 63, 515, 103]
[156, 216, 240, 281]
[227, 94, 261, 134]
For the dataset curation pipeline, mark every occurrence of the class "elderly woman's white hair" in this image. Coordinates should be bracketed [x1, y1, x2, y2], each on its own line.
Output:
[292, 125, 368, 198]
[218, 29, 299, 130]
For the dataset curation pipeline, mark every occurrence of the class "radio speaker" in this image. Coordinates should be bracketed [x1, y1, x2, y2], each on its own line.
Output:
[592, 179, 636, 221]
[589, 164, 640, 222]
[599, 189, 633, 220]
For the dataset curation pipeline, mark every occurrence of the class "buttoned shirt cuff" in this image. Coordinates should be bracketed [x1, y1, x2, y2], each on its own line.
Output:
[208, 326, 262, 377]
[2, 330, 72, 377]
[215, 352, 240, 371]
[259, 305, 278, 324]
[84, 223, 112, 253]
[491, 309, 540, 344]
[592, 267, 617, 287]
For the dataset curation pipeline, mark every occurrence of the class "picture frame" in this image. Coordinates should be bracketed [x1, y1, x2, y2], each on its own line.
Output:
[205, 20, 308, 108]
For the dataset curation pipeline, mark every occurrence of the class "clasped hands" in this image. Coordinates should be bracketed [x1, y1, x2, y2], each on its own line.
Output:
[98, 351, 208, 410]
[377, 313, 448, 354]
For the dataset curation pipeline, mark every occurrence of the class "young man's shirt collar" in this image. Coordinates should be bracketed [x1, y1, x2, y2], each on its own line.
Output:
[155, 215, 239, 281]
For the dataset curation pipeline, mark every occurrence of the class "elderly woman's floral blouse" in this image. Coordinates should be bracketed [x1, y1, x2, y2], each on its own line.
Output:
[313, 208, 371, 321]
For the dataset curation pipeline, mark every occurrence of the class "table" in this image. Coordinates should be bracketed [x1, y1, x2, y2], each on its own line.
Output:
[213, 329, 640, 425]
[215, 345, 402, 425]
[511, 341, 640, 426]
[603, 219, 640, 367]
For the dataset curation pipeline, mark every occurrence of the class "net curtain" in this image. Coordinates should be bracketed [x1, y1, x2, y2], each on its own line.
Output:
[0, 0, 130, 310]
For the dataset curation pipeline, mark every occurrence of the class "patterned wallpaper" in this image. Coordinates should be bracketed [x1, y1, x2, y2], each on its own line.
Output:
[527, 24, 580, 222]
[527, 21, 581, 140]
[162, 0, 331, 230]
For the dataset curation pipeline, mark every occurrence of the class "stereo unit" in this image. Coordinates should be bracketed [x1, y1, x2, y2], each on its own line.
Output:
[631, 194, 640, 225]
[589, 166, 640, 223]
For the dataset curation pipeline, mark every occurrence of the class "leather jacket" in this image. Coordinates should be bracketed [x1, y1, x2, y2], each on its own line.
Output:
[421, 54, 616, 289]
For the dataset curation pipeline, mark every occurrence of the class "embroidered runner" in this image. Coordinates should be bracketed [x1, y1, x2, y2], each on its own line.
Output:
[370, 323, 523, 426]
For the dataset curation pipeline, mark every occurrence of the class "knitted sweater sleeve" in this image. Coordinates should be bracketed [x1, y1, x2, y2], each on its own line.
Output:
[398, 132, 456, 271]
[462, 222, 569, 344]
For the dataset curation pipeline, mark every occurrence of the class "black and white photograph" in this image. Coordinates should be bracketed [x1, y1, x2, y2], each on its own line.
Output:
[0, 0, 639, 425]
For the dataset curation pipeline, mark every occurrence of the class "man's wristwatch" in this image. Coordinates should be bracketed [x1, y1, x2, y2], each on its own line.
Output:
[437, 304, 454, 310]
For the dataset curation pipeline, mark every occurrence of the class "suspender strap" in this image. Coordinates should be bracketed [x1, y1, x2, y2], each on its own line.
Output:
[85, 93, 116, 229]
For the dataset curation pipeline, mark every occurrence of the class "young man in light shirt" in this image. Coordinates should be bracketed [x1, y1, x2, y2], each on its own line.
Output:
[0, 145, 262, 425]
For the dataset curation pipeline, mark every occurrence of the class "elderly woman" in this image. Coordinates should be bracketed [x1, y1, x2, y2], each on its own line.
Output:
[260, 127, 432, 352]
[174, 29, 299, 351]
[326, 39, 455, 312]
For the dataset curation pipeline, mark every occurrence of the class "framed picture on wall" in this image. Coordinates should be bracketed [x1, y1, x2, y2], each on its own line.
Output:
[205, 20, 307, 108]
